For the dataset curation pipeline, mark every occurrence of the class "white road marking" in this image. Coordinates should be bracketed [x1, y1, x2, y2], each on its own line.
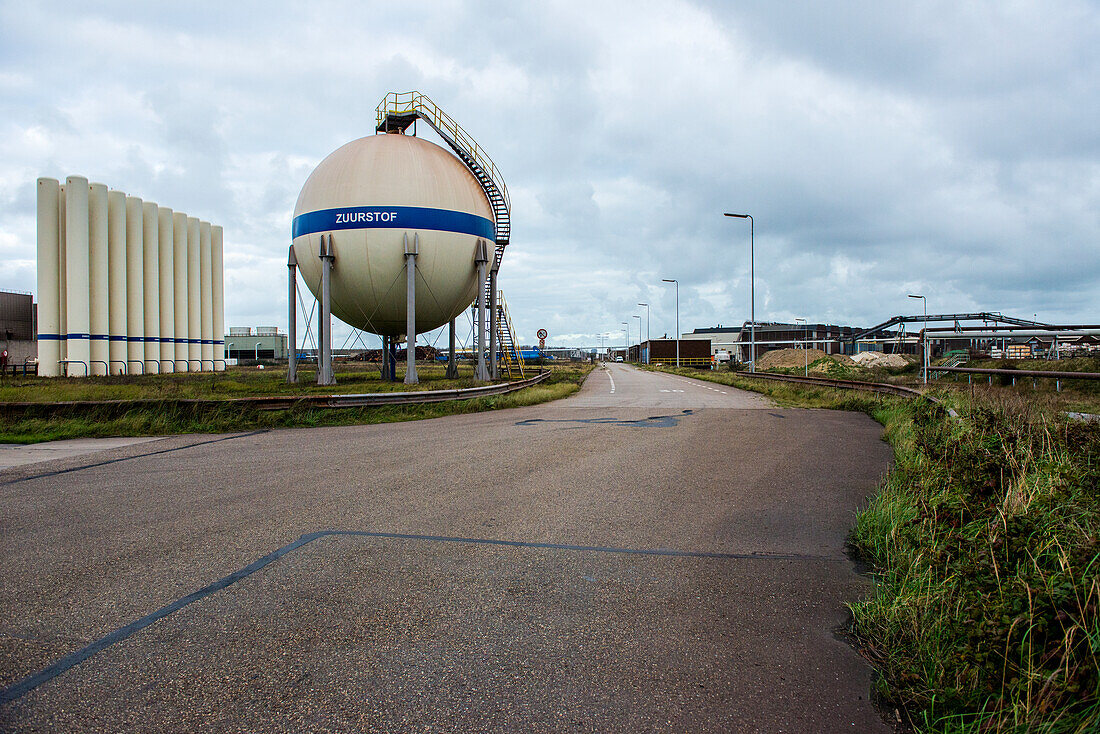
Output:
[608, 370, 616, 394]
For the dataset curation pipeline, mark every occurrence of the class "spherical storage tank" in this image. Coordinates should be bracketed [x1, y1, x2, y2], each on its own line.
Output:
[292, 134, 495, 336]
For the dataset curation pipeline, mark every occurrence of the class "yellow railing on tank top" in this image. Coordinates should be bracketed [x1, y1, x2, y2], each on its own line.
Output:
[375, 91, 511, 215]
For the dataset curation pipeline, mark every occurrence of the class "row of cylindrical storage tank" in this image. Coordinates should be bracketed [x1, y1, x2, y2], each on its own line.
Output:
[36, 176, 225, 377]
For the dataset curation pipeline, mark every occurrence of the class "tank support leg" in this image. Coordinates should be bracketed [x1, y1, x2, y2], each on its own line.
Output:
[474, 239, 490, 381]
[446, 319, 458, 379]
[404, 234, 419, 385]
[317, 234, 336, 386]
[489, 267, 499, 379]
[382, 332, 391, 378]
[389, 338, 398, 381]
[287, 245, 297, 384]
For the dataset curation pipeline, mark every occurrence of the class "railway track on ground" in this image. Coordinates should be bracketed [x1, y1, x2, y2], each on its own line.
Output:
[0, 371, 552, 418]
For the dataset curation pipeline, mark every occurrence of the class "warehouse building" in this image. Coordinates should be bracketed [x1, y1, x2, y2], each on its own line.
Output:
[681, 326, 740, 358]
[224, 327, 289, 361]
[0, 290, 38, 370]
[630, 338, 711, 365]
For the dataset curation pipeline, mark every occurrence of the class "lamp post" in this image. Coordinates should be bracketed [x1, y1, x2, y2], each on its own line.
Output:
[637, 302, 650, 364]
[795, 317, 807, 376]
[724, 213, 754, 372]
[633, 315, 641, 363]
[621, 322, 629, 362]
[909, 294, 927, 385]
[662, 279, 679, 367]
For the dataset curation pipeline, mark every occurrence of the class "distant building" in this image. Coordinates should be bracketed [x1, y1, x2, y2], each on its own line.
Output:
[702, 322, 862, 363]
[633, 338, 711, 365]
[224, 327, 289, 361]
[681, 326, 741, 357]
[0, 290, 38, 368]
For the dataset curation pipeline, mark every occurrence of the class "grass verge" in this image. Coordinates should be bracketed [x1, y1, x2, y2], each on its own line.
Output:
[849, 392, 1099, 732]
[0, 362, 511, 403]
[0, 366, 591, 443]
[654, 364, 1100, 732]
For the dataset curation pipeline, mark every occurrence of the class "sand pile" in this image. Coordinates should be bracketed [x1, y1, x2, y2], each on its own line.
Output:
[756, 348, 854, 370]
[851, 351, 911, 368]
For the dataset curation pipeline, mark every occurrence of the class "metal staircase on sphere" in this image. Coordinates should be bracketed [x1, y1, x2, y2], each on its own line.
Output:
[494, 291, 525, 378]
[374, 91, 510, 317]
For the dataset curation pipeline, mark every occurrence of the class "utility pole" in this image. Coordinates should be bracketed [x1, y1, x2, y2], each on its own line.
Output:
[724, 213, 754, 371]
[662, 279, 679, 367]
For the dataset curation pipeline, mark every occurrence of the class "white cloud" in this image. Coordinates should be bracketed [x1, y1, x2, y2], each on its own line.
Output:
[0, 0, 1096, 348]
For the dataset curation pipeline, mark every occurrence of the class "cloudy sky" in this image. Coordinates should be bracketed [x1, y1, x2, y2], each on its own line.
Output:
[1, 1, 1097, 349]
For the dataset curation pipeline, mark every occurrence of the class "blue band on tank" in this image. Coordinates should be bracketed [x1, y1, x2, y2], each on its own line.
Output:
[35, 334, 225, 345]
[292, 206, 495, 240]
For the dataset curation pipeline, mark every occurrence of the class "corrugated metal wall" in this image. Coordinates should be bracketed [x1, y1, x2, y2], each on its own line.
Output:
[0, 291, 35, 340]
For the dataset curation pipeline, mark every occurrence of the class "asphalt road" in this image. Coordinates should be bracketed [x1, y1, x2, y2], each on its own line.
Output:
[0, 363, 893, 732]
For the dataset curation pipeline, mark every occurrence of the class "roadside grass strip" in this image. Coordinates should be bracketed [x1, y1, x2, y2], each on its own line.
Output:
[0, 367, 592, 444]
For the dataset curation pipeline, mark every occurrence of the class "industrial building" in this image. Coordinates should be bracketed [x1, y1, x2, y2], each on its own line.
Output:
[0, 290, 38, 370]
[627, 338, 711, 365]
[225, 327, 289, 361]
[682, 326, 740, 357]
[685, 322, 863, 363]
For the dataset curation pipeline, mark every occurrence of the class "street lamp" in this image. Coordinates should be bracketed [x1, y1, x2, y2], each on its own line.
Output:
[795, 317, 807, 376]
[908, 294, 927, 385]
[662, 279, 679, 367]
[724, 213, 754, 372]
[637, 303, 650, 364]
[633, 315, 641, 363]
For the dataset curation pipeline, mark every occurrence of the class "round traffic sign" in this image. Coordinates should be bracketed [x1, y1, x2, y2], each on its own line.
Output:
[536, 328, 548, 339]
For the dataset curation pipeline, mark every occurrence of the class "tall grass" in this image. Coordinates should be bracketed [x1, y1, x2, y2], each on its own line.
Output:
[850, 393, 1100, 732]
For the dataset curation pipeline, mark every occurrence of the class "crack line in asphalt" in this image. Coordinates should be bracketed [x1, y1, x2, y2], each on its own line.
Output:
[0, 528, 843, 705]
[515, 411, 692, 428]
[0, 430, 272, 486]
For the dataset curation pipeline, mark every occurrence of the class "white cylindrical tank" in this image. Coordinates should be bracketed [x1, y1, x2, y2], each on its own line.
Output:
[158, 207, 175, 372]
[88, 183, 109, 376]
[291, 134, 494, 336]
[211, 225, 224, 370]
[173, 212, 188, 371]
[65, 176, 90, 377]
[107, 190, 127, 374]
[125, 196, 144, 373]
[36, 178, 62, 377]
[187, 217, 201, 370]
[199, 221, 213, 369]
[142, 201, 160, 372]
